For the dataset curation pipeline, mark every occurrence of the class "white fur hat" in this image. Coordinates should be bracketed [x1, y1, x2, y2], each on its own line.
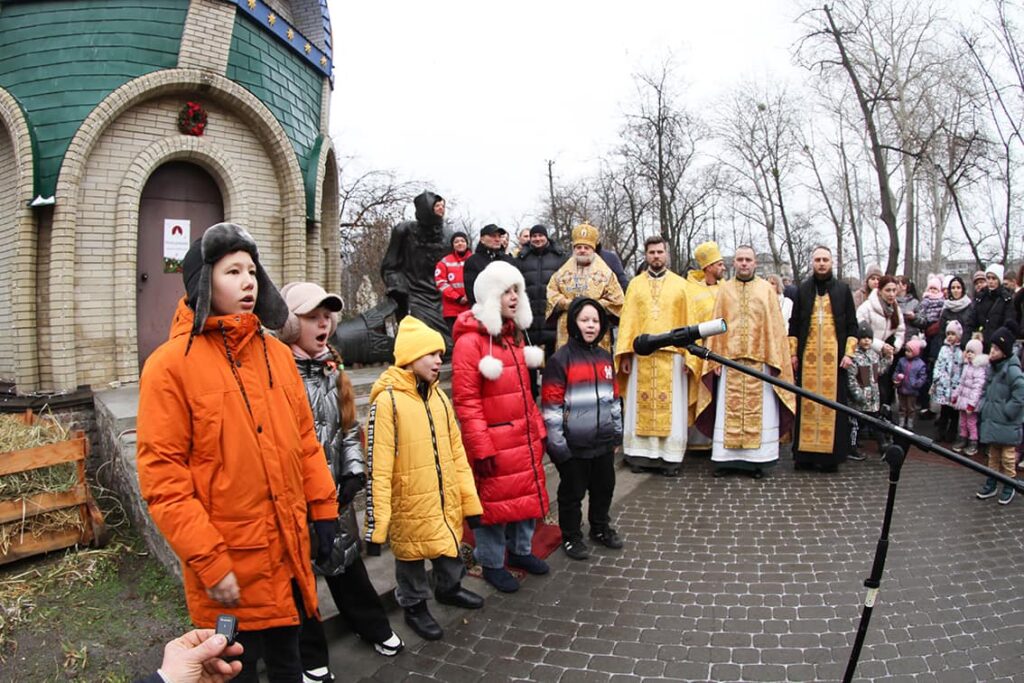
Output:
[470, 261, 543, 379]
[471, 260, 532, 336]
[985, 263, 1005, 281]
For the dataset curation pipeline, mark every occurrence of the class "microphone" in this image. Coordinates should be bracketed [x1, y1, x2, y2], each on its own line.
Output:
[633, 318, 728, 356]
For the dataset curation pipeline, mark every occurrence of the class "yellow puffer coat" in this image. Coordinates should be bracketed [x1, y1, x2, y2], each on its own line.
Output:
[363, 366, 482, 561]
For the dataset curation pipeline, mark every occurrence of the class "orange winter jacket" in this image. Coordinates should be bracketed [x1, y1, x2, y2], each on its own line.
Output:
[137, 298, 337, 630]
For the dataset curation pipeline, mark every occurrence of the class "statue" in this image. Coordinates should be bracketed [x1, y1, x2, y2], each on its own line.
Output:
[380, 191, 452, 350]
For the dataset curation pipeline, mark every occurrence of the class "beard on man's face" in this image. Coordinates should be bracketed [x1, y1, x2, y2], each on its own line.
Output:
[575, 253, 594, 267]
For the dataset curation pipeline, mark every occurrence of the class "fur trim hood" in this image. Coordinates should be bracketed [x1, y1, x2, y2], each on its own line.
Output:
[471, 260, 533, 335]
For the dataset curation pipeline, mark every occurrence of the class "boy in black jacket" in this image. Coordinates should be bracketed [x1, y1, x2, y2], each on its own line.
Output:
[542, 298, 624, 560]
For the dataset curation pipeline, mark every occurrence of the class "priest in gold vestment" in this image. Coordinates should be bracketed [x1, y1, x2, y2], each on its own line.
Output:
[615, 236, 693, 475]
[788, 246, 859, 472]
[696, 246, 796, 478]
[546, 223, 624, 352]
[681, 241, 726, 454]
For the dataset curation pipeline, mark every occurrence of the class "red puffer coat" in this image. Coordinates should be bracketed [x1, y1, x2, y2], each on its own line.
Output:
[451, 311, 548, 525]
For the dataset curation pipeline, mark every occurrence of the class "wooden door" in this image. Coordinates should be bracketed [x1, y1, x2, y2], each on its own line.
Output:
[137, 162, 223, 369]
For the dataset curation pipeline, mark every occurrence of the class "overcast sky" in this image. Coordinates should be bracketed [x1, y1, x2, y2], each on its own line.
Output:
[326, 1, 826, 229]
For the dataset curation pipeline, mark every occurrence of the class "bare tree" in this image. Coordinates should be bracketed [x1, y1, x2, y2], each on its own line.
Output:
[963, 0, 1024, 265]
[717, 83, 804, 278]
[799, 2, 906, 275]
[336, 168, 423, 314]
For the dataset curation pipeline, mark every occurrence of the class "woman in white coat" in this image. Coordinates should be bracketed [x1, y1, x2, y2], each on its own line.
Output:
[857, 274, 905, 409]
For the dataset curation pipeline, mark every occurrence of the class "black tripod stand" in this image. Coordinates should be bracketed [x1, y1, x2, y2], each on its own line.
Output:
[684, 344, 1023, 683]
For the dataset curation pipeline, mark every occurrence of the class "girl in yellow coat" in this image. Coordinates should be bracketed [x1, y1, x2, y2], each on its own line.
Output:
[363, 316, 484, 641]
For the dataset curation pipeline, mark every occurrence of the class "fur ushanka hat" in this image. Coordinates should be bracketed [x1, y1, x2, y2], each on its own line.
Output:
[471, 260, 543, 379]
[181, 222, 289, 341]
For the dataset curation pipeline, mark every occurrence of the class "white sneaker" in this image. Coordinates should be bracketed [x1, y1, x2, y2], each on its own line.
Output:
[373, 631, 404, 656]
[303, 668, 334, 683]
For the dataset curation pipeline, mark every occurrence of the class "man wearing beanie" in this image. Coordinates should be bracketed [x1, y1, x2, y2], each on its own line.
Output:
[463, 224, 515, 306]
[972, 263, 1017, 350]
[546, 223, 624, 352]
[363, 316, 484, 640]
[516, 224, 565, 389]
[435, 231, 472, 331]
[977, 321, 1024, 504]
[381, 191, 452, 347]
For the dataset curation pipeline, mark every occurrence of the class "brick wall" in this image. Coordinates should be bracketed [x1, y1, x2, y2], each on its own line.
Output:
[262, 0, 295, 25]
[73, 96, 283, 387]
[0, 121, 15, 381]
[178, 0, 237, 73]
[289, 0, 327, 50]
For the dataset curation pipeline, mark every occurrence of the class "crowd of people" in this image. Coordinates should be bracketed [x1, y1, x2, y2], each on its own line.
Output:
[133, 191, 1023, 682]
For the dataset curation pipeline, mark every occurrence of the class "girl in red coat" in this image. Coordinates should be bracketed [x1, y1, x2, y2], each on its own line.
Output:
[452, 260, 549, 593]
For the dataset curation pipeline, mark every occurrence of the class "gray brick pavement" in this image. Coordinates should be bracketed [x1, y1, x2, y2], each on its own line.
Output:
[329, 449, 1023, 682]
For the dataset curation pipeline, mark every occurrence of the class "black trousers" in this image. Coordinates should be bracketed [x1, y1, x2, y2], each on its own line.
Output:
[298, 556, 392, 669]
[556, 451, 615, 542]
[232, 582, 303, 683]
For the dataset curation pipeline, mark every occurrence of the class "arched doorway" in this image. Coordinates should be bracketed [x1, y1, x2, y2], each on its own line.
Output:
[136, 161, 223, 368]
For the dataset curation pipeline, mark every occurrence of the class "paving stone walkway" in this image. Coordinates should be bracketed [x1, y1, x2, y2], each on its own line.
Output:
[326, 445, 1023, 682]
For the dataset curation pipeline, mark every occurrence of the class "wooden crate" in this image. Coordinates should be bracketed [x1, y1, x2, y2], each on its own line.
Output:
[0, 410, 107, 565]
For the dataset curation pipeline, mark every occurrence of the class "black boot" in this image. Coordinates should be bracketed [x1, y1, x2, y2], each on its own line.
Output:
[435, 585, 484, 609]
[404, 600, 443, 640]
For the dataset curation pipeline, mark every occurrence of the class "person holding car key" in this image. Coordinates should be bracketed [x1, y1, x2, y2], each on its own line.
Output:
[136, 224, 338, 683]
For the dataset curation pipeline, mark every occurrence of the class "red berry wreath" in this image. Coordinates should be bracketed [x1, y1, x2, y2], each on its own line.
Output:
[178, 101, 208, 136]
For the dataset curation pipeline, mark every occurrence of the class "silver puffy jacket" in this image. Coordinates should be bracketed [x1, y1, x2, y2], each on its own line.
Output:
[294, 356, 366, 484]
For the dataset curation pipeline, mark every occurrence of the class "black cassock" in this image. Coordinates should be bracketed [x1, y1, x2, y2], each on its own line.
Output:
[788, 275, 859, 469]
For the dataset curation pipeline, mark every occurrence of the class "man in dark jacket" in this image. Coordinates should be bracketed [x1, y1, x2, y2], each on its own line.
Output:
[789, 246, 859, 472]
[596, 242, 631, 293]
[973, 263, 1017, 351]
[463, 224, 515, 306]
[516, 225, 565, 353]
[380, 191, 451, 346]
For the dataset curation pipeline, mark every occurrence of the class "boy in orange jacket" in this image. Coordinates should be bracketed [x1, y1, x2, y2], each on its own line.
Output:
[137, 223, 338, 683]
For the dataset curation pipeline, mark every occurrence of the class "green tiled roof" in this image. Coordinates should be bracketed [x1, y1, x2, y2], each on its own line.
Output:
[226, 11, 323, 219]
[0, 0, 189, 201]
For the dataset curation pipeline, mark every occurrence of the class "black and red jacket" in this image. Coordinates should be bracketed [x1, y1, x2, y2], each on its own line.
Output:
[541, 297, 622, 463]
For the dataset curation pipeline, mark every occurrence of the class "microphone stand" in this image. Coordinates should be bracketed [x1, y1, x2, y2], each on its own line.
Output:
[684, 343, 1023, 683]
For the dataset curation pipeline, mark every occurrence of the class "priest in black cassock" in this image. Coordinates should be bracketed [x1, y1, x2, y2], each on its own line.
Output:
[787, 246, 860, 472]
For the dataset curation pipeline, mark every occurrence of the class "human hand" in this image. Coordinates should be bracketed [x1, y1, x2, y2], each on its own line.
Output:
[458, 296, 468, 305]
[619, 353, 632, 375]
[207, 572, 239, 607]
[159, 629, 244, 683]
[313, 520, 335, 561]
[713, 365, 722, 376]
[882, 344, 895, 357]
[337, 475, 365, 506]
[840, 355, 852, 370]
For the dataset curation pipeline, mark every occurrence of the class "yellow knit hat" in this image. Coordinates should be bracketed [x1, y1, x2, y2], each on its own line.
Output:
[393, 316, 446, 367]
[571, 223, 600, 249]
[695, 241, 723, 269]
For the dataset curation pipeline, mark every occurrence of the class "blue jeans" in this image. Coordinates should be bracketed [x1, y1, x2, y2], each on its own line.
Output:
[473, 519, 536, 569]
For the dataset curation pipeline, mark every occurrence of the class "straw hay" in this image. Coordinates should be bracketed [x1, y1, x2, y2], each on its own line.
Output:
[0, 413, 78, 501]
[0, 509, 85, 556]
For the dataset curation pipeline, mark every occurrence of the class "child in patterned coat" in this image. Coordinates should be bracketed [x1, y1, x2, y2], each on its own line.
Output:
[930, 320, 965, 444]
[846, 322, 893, 459]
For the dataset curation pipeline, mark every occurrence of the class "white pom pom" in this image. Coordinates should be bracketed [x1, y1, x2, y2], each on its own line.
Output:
[523, 345, 545, 369]
[478, 354, 504, 380]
